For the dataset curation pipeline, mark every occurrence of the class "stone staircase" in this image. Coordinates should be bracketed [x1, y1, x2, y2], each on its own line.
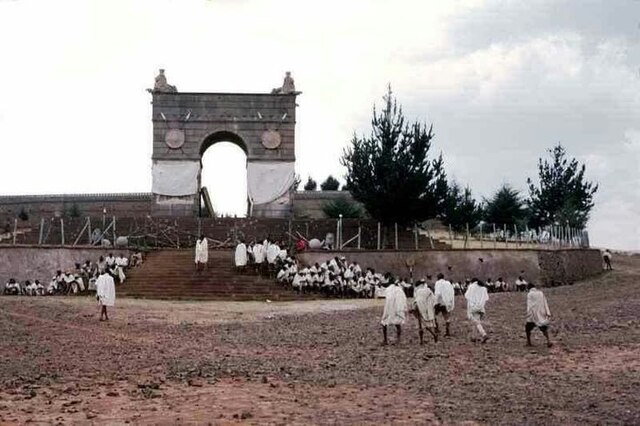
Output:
[119, 249, 313, 301]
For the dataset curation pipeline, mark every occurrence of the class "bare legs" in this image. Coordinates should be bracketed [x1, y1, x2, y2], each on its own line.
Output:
[416, 317, 438, 345]
[99, 305, 109, 321]
[526, 322, 552, 347]
[382, 324, 402, 345]
[470, 313, 488, 343]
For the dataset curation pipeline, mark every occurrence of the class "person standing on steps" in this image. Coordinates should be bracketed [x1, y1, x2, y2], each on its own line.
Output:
[235, 239, 248, 273]
[195, 235, 209, 271]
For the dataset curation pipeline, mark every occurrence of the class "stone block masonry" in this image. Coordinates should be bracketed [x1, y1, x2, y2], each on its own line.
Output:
[0, 246, 131, 284]
[298, 249, 603, 287]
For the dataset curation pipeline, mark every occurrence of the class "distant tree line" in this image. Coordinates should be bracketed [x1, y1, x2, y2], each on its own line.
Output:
[335, 86, 598, 231]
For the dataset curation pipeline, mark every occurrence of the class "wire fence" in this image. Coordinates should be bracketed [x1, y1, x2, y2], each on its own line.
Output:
[0, 216, 589, 250]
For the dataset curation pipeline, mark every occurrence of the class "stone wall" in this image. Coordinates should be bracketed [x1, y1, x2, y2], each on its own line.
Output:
[538, 249, 603, 286]
[0, 246, 131, 284]
[0, 193, 153, 223]
[298, 249, 602, 286]
[293, 191, 365, 219]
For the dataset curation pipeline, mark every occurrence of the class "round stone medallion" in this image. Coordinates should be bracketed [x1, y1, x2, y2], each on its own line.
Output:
[165, 129, 185, 149]
[261, 130, 281, 150]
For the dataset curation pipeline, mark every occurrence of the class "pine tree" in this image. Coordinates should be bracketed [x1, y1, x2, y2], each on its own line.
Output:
[484, 184, 527, 228]
[303, 176, 317, 191]
[322, 198, 363, 218]
[440, 182, 482, 232]
[527, 144, 598, 228]
[341, 86, 447, 226]
[320, 175, 340, 191]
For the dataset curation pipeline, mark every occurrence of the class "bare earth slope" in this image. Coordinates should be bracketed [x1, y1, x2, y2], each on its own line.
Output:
[0, 256, 638, 424]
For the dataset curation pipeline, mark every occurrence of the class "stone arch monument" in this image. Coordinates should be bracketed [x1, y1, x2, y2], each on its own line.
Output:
[149, 70, 299, 218]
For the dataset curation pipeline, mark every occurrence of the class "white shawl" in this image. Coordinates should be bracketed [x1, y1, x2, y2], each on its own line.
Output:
[96, 273, 116, 307]
[527, 288, 551, 326]
[235, 243, 248, 266]
[381, 285, 408, 326]
[465, 282, 489, 319]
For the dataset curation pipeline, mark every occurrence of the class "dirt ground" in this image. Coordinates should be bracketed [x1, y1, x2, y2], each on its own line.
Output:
[0, 256, 639, 425]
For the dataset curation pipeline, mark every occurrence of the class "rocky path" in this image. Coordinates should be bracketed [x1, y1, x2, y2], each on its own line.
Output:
[0, 256, 638, 424]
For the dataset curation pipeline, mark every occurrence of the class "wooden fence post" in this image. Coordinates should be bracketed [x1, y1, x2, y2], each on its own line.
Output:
[38, 218, 44, 245]
[464, 223, 469, 249]
[394, 223, 398, 250]
[503, 223, 507, 248]
[12, 218, 17, 245]
[377, 222, 381, 250]
[60, 218, 65, 246]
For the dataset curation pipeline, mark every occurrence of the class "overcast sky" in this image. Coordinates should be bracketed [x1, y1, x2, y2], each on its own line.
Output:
[0, 0, 638, 250]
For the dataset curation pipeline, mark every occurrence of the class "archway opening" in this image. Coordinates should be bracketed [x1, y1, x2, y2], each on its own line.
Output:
[200, 140, 248, 217]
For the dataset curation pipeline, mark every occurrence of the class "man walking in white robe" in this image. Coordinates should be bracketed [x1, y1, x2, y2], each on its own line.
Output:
[465, 278, 489, 343]
[96, 270, 116, 321]
[526, 283, 553, 347]
[381, 282, 408, 345]
[411, 279, 438, 345]
[434, 273, 455, 337]
[195, 235, 208, 271]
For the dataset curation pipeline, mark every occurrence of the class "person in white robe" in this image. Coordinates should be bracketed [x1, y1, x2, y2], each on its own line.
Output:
[96, 256, 107, 274]
[515, 276, 528, 292]
[353, 262, 362, 276]
[105, 253, 116, 267]
[495, 277, 507, 292]
[63, 271, 79, 294]
[465, 278, 489, 343]
[96, 270, 116, 321]
[49, 270, 64, 294]
[526, 283, 552, 347]
[266, 242, 280, 265]
[278, 246, 287, 261]
[434, 273, 455, 336]
[412, 279, 438, 345]
[235, 240, 248, 271]
[23, 280, 32, 296]
[380, 282, 408, 345]
[252, 242, 264, 272]
[35, 280, 44, 295]
[195, 235, 208, 271]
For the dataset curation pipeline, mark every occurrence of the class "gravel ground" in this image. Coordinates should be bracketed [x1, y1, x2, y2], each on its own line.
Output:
[0, 255, 638, 425]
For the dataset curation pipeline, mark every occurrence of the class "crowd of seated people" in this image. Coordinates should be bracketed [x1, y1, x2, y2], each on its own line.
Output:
[448, 275, 530, 295]
[3, 251, 143, 296]
[273, 255, 416, 299]
[270, 253, 533, 299]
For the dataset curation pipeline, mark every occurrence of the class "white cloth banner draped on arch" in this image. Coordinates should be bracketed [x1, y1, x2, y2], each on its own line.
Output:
[247, 161, 295, 205]
[151, 161, 200, 196]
